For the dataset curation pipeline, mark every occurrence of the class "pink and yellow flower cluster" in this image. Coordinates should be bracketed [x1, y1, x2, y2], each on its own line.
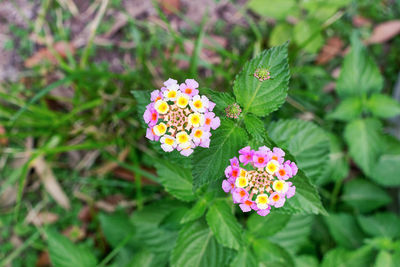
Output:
[222, 146, 298, 216]
[143, 78, 220, 156]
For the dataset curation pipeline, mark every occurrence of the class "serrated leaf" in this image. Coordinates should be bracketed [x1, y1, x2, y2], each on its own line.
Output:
[336, 35, 383, 98]
[367, 94, 400, 118]
[233, 43, 290, 116]
[170, 221, 230, 267]
[321, 246, 374, 267]
[341, 178, 391, 213]
[206, 199, 243, 250]
[268, 119, 329, 184]
[99, 211, 135, 248]
[324, 213, 364, 249]
[128, 250, 169, 267]
[252, 239, 294, 267]
[155, 160, 195, 202]
[201, 88, 235, 114]
[319, 133, 349, 186]
[328, 97, 363, 122]
[357, 213, 400, 238]
[344, 118, 383, 175]
[230, 247, 258, 267]
[247, 212, 291, 238]
[46, 230, 97, 267]
[277, 169, 326, 215]
[180, 192, 213, 224]
[243, 113, 266, 143]
[192, 119, 247, 189]
[294, 20, 324, 54]
[295, 255, 319, 267]
[268, 215, 313, 254]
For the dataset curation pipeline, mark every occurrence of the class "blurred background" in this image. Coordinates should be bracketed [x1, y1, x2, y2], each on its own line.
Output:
[1, 0, 400, 266]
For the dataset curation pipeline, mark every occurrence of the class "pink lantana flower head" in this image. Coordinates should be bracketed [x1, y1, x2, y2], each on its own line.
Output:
[222, 145, 298, 216]
[142, 78, 220, 156]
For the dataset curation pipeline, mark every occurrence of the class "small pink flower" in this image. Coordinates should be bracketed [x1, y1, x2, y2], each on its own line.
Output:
[268, 147, 285, 164]
[253, 151, 268, 168]
[208, 101, 216, 111]
[286, 182, 296, 198]
[276, 163, 292, 180]
[203, 112, 220, 131]
[145, 128, 160, 141]
[239, 146, 254, 166]
[290, 162, 298, 176]
[230, 157, 240, 167]
[164, 78, 179, 90]
[179, 79, 199, 97]
[150, 90, 163, 102]
[232, 188, 248, 203]
[257, 207, 271, 216]
[222, 179, 235, 193]
[269, 192, 285, 208]
[224, 165, 240, 179]
[143, 104, 159, 127]
[239, 199, 254, 212]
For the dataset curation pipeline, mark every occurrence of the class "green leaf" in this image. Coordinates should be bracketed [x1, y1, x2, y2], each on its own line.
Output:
[327, 97, 363, 121]
[192, 120, 247, 189]
[247, 212, 291, 238]
[206, 199, 243, 250]
[268, 119, 329, 184]
[170, 221, 230, 267]
[318, 133, 349, 186]
[128, 250, 169, 267]
[374, 250, 400, 267]
[230, 247, 258, 267]
[269, 215, 313, 254]
[201, 89, 235, 114]
[294, 255, 319, 267]
[252, 239, 294, 267]
[233, 43, 290, 116]
[243, 113, 266, 143]
[344, 118, 383, 175]
[99, 211, 135, 248]
[341, 178, 391, 213]
[324, 213, 364, 249]
[247, 0, 298, 19]
[321, 246, 375, 267]
[154, 160, 195, 202]
[336, 35, 383, 98]
[46, 230, 97, 267]
[370, 135, 400, 187]
[294, 20, 324, 54]
[357, 213, 400, 238]
[367, 94, 400, 118]
[269, 23, 293, 47]
[180, 192, 213, 224]
[278, 170, 326, 215]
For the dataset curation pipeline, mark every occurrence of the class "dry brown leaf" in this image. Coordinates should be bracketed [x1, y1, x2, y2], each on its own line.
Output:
[316, 37, 344, 65]
[26, 210, 59, 226]
[32, 156, 71, 210]
[0, 186, 17, 208]
[365, 20, 400, 44]
[158, 0, 180, 15]
[78, 205, 95, 223]
[0, 125, 8, 146]
[36, 251, 50, 267]
[352, 15, 372, 27]
[25, 41, 75, 68]
[113, 166, 158, 185]
[95, 147, 130, 175]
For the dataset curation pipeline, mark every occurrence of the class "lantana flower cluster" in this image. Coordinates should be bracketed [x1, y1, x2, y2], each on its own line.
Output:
[222, 146, 298, 216]
[143, 78, 220, 156]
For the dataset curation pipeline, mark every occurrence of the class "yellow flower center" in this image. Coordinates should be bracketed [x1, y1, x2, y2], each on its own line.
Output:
[177, 132, 189, 144]
[273, 194, 280, 201]
[165, 138, 174, 145]
[194, 130, 203, 138]
[256, 195, 269, 204]
[167, 91, 177, 98]
[177, 96, 188, 107]
[194, 100, 202, 109]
